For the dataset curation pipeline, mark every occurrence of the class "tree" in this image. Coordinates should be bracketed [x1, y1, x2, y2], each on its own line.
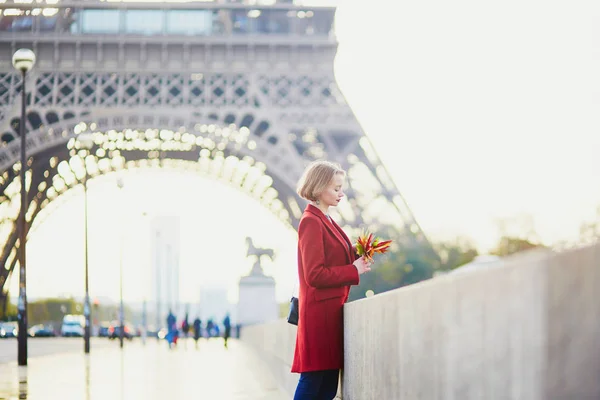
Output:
[435, 238, 479, 271]
[348, 235, 477, 301]
[28, 300, 51, 325]
[42, 297, 80, 322]
[578, 206, 600, 245]
[278, 301, 291, 319]
[0, 293, 17, 321]
[491, 215, 545, 256]
[490, 236, 544, 257]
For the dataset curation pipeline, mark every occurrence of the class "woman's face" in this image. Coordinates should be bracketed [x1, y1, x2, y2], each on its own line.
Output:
[317, 173, 345, 207]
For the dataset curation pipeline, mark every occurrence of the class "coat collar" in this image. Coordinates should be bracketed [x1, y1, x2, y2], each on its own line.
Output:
[305, 204, 353, 262]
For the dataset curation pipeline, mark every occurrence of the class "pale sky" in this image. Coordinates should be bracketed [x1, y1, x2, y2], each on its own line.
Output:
[335, 0, 600, 249]
[9, 0, 600, 305]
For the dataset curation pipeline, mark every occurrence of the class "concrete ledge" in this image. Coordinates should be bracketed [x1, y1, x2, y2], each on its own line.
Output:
[240, 320, 298, 397]
[241, 244, 600, 400]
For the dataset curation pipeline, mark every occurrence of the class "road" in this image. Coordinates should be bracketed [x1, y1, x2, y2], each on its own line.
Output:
[0, 337, 120, 364]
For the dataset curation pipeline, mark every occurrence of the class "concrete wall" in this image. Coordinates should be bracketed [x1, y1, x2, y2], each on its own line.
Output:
[241, 244, 600, 400]
[239, 319, 299, 397]
[241, 320, 344, 398]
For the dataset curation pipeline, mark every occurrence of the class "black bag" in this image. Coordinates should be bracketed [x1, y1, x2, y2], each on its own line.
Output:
[287, 296, 299, 326]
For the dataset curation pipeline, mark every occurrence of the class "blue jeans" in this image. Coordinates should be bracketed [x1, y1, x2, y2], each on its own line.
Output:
[293, 369, 339, 400]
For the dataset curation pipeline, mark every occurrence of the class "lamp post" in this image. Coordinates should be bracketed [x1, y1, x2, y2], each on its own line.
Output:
[116, 177, 125, 349]
[12, 48, 36, 367]
[78, 133, 94, 354]
[155, 229, 161, 342]
[141, 211, 148, 346]
[141, 298, 147, 345]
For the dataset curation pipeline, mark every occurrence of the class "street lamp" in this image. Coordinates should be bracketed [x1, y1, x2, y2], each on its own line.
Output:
[116, 177, 125, 349]
[155, 229, 161, 342]
[12, 48, 36, 367]
[78, 133, 94, 354]
[141, 211, 149, 346]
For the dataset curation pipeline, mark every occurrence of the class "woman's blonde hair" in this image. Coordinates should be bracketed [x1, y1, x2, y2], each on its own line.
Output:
[297, 160, 346, 202]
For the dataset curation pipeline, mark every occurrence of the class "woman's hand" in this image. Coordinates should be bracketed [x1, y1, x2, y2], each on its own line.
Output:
[353, 257, 372, 275]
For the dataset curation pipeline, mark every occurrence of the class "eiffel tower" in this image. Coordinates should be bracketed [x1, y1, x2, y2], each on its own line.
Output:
[0, 0, 434, 308]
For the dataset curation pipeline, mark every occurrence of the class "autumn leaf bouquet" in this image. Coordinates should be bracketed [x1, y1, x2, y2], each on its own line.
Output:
[355, 231, 392, 262]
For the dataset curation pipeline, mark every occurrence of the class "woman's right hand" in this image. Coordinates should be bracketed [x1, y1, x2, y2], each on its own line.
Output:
[353, 257, 372, 275]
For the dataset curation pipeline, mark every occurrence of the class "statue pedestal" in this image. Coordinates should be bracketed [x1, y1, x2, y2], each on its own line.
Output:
[237, 273, 278, 326]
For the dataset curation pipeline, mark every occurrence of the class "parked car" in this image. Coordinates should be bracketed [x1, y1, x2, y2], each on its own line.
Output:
[28, 324, 56, 337]
[145, 326, 161, 338]
[0, 322, 18, 338]
[98, 322, 111, 338]
[61, 314, 85, 337]
[108, 321, 134, 340]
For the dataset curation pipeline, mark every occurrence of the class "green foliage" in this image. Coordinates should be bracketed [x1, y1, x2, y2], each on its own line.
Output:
[348, 227, 548, 302]
[348, 235, 478, 302]
[490, 236, 544, 257]
[278, 301, 291, 319]
[435, 238, 479, 271]
[6, 297, 139, 325]
[491, 215, 545, 256]
[0, 295, 17, 321]
[578, 206, 600, 245]
[28, 301, 51, 324]
[27, 298, 80, 325]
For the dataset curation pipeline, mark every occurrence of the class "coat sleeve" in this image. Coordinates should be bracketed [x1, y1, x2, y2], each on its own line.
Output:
[299, 217, 360, 289]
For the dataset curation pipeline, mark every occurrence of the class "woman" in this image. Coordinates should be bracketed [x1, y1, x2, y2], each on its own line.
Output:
[292, 161, 372, 400]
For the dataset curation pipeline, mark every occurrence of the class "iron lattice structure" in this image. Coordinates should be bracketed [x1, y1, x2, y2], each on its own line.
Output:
[0, 0, 434, 307]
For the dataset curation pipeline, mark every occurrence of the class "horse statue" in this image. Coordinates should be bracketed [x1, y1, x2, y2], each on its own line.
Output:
[245, 237, 275, 276]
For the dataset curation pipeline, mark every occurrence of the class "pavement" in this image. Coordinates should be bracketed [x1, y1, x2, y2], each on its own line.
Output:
[0, 337, 289, 400]
[0, 337, 114, 364]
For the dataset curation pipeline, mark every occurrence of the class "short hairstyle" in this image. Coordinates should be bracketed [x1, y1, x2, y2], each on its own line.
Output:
[297, 160, 346, 202]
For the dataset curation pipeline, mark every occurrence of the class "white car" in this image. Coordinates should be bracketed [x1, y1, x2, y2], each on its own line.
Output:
[0, 322, 18, 338]
[61, 315, 85, 337]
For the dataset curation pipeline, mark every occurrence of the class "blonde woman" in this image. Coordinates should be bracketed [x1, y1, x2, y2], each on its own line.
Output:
[292, 161, 372, 400]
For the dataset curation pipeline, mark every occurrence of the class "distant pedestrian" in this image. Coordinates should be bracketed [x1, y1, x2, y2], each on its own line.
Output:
[193, 317, 202, 349]
[182, 313, 190, 339]
[167, 310, 176, 332]
[223, 313, 231, 349]
[166, 310, 178, 349]
[206, 319, 214, 339]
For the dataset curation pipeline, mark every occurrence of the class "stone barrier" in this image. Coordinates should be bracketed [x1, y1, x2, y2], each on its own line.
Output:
[241, 244, 600, 399]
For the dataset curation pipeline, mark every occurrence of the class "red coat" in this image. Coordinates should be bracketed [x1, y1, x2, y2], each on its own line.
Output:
[291, 204, 360, 373]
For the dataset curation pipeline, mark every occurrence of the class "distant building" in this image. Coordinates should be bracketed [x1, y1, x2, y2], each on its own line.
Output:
[198, 286, 235, 323]
[151, 216, 181, 327]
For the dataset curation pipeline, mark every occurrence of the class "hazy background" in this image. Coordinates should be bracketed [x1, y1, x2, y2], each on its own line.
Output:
[9, 0, 600, 307]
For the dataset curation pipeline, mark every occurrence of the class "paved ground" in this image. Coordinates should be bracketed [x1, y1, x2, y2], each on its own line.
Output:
[0, 337, 114, 364]
[0, 337, 289, 400]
